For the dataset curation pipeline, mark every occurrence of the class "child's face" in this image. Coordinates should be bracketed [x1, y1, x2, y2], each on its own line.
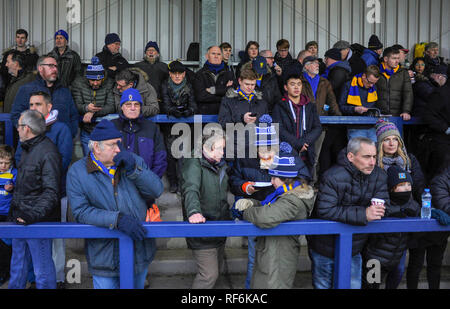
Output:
[394, 182, 412, 192]
[0, 159, 12, 173]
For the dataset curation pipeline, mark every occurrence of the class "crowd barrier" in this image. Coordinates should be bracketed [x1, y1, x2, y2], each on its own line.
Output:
[0, 218, 449, 289]
[0, 114, 433, 290]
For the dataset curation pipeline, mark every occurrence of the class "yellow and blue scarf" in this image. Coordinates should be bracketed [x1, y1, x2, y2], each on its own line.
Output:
[380, 62, 399, 80]
[261, 181, 302, 207]
[90, 152, 117, 183]
[237, 87, 255, 102]
[347, 73, 378, 106]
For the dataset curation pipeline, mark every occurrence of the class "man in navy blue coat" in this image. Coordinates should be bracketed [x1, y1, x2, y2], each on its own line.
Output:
[10, 54, 79, 138]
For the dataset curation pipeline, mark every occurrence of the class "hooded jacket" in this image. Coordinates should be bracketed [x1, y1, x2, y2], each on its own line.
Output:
[113, 67, 160, 117]
[111, 112, 167, 178]
[243, 184, 315, 289]
[306, 149, 390, 258]
[71, 71, 116, 133]
[325, 60, 352, 103]
[361, 49, 380, 67]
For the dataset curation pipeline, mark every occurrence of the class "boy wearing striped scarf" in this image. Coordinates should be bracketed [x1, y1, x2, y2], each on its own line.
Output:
[338, 65, 383, 142]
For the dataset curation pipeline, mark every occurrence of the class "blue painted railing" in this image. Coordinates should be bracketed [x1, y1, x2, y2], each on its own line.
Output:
[0, 218, 449, 289]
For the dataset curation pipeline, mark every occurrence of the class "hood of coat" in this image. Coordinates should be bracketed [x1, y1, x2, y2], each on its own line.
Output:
[283, 184, 315, 200]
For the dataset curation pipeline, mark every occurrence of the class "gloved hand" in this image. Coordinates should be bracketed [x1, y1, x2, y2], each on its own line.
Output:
[431, 208, 450, 226]
[117, 214, 147, 241]
[235, 199, 254, 212]
[182, 108, 194, 118]
[167, 107, 183, 118]
[113, 142, 136, 175]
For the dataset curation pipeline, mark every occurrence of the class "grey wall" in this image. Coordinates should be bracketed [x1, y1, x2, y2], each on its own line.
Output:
[1, 0, 449, 63]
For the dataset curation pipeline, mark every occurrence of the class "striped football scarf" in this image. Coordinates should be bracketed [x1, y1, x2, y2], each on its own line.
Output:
[261, 181, 302, 207]
[90, 152, 117, 182]
[347, 74, 378, 106]
[380, 62, 399, 80]
[237, 87, 255, 102]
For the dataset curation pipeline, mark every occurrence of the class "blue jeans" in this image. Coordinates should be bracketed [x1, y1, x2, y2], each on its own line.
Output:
[9, 238, 56, 289]
[347, 128, 377, 143]
[80, 129, 91, 157]
[245, 236, 256, 289]
[92, 268, 149, 289]
[309, 249, 362, 289]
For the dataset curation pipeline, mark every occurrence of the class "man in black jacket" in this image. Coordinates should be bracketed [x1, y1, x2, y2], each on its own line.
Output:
[48, 30, 82, 88]
[95, 33, 129, 80]
[193, 46, 235, 115]
[306, 137, 389, 289]
[8, 110, 62, 289]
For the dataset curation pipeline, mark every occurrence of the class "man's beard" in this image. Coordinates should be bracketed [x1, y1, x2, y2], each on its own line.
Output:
[145, 55, 159, 64]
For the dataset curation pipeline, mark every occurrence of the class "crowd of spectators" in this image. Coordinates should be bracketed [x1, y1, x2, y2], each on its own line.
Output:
[0, 28, 449, 290]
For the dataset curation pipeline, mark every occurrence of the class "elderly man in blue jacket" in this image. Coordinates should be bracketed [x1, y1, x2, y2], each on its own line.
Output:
[66, 119, 164, 289]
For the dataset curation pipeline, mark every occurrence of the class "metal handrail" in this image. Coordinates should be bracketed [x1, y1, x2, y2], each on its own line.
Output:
[0, 218, 449, 289]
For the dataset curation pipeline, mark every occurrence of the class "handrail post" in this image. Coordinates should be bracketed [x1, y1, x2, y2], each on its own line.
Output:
[334, 233, 353, 289]
[119, 236, 135, 289]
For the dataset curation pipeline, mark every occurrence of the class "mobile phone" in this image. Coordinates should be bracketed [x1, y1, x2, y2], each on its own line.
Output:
[250, 113, 257, 117]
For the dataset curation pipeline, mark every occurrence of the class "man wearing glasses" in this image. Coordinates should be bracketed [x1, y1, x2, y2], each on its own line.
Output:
[338, 65, 384, 142]
[8, 110, 62, 289]
[10, 54, 79, 139]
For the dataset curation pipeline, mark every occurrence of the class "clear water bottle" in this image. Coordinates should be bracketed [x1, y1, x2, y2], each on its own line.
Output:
[421, 189, 432, 219]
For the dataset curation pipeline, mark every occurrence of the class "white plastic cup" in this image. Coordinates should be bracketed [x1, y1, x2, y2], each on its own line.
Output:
[371, 198, 385, 207]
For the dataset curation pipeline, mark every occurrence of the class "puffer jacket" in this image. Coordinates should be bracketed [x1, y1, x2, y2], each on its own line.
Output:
[181, 155, 231, 250]
[306, 150, 390, 258]
[375, 66, 414, 116]
[361, 49, 380, 67]
[363, 197, 420, 270]
[113, 67, 159, 117]
[66, 153, 164, 277]
[112, 112, 167, 178]
[193, 62, 235, 115]
[243, 184, 315, 289]
[49, 46, 83, 88]
[8, 135, 62, 224]
[71, 72, 116, 132]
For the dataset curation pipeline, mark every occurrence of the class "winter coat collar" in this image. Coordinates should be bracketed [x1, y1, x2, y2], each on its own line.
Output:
[21, 134, 46, 152]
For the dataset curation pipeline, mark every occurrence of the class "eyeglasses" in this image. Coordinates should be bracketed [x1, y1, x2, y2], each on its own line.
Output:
[40, 63, 58, 69]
